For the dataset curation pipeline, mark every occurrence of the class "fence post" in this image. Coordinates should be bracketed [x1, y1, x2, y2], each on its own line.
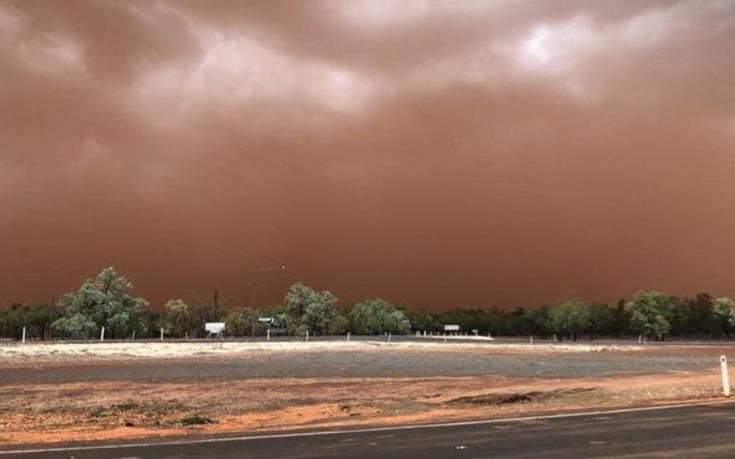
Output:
[100, 326, 105, 342]
[721, 355, 731, 397]
[22, 326, 26, 344]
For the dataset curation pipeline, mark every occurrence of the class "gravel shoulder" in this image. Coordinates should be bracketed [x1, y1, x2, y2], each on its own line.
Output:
[0, 341, 716, 383]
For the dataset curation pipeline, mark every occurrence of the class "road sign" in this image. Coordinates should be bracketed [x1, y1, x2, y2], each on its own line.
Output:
[444, 324, 460, 331]
[205, 322, 225, 333]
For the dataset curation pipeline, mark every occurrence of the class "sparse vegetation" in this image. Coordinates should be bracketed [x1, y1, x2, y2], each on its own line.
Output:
[3, 270, 735, 340]
[179, 415, 214, 426]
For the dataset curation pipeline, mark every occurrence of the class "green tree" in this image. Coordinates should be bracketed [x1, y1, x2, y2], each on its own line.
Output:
[587, 302, 614, 339]
[283, 283, 339, 334]
[0, 303, 61, 340]
[714, 297, 735, 337]
[52, 267, 148, 339]
[163, 299, 192, 337]
[626, 290, 674, 340]
[224, 307, 265, 336]
[348, 298, 411, 335]
[526, 306, 551, 337]
[683, 293, 716, 336]
[549, 299, 590, 341]
[405, 309, 439, 332]
[327, 313, 350, 335]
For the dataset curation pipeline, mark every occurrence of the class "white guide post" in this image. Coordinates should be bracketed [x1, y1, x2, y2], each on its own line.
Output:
[267, 328, 270, 341]
[306, 329, 309, 341]
[131, 329, 135, 340]
[100, 326, 105, 342]
[388, 332, 391, 343]
[22, 326, 26, 344]
[530, 335, 534, 345]
[160, 327, 164, 341]
[347, 332, 350, 342]
[721, 355, 731, 397]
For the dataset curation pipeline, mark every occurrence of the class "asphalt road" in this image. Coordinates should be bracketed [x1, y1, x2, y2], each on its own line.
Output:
[5, 402, 735, 458]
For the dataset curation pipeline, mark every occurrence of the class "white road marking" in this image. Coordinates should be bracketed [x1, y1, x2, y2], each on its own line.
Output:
[1, 399, 733, 456]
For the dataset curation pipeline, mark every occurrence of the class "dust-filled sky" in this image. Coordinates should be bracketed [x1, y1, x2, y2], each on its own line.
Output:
[2, 0, 735, 310]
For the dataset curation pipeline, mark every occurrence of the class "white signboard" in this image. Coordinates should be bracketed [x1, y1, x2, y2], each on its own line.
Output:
[444, 324, 460, 331]
[258, 317, 274, 323]
[205, 322, 226, 333]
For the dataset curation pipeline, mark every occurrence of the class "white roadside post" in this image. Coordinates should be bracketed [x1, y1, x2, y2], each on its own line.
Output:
[131, 330, 135, 341]
[530, 335, 534, 345]
[347, 332, 350, 342]
[21, 326, 26, 344]
[721, 355, 731, 397]
[267, 328, 270, 341]
[306, 329, 309, 342]
[100, 326, 105, 342]
[160, 327, 164, 341]
[388, 332, 392, 344]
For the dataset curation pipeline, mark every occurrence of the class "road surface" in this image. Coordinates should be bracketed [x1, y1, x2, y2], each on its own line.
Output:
[4, 401, 735, 458]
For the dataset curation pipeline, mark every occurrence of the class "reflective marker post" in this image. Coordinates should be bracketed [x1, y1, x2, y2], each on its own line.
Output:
[721, 355, 731, 397]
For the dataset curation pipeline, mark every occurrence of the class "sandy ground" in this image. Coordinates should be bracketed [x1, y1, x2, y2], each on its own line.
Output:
[0, 341, 729, 446]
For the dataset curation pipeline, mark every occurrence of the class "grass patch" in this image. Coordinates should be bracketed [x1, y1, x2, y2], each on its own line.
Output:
[179, 415, 215, 426]
[448, 387, 595, 406]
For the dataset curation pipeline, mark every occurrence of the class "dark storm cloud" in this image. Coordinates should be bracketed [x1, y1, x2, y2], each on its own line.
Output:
[1, 0, 734, 308]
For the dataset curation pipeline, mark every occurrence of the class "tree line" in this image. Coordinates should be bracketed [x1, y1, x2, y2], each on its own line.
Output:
[2, 267, 735, 341]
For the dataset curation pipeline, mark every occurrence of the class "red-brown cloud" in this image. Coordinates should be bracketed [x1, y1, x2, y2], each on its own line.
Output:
[1, 0, 734, 309]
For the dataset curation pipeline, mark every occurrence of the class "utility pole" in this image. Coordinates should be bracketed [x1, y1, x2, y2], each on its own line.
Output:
[250, 264, 286, 310]
[213, 288, 219, 321]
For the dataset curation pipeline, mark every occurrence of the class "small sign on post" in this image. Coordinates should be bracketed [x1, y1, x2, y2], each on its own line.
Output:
[721, 355, 731, 397]
[205, 322, 225, 339]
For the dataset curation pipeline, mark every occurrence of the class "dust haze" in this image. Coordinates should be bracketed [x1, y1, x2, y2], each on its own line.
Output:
[1, 0, 734, 308]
